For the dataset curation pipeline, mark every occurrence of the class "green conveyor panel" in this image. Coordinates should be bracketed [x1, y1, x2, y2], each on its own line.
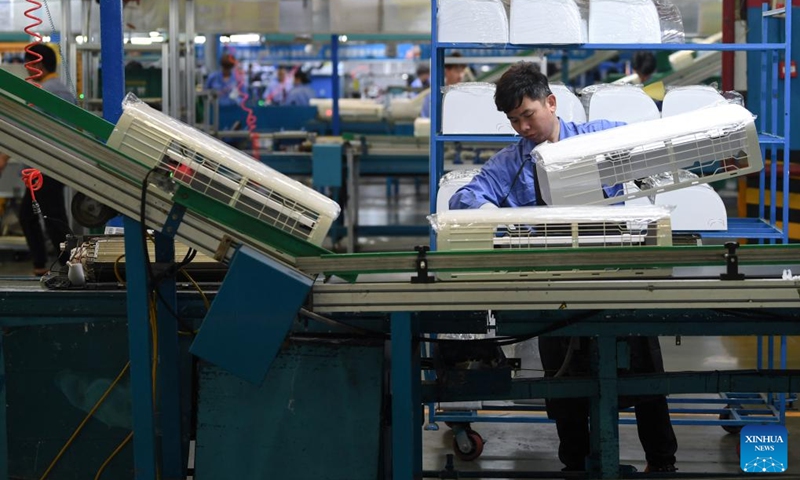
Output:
[0, 69, 114, 140]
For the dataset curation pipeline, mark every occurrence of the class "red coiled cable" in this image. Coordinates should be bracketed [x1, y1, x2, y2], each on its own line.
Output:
[21, 168, 43, 203]
[233, 61, 260, 159]
[23, 0, 44, 86]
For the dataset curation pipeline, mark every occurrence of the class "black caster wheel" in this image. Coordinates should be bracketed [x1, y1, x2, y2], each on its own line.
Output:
[719, 409, 743, 434]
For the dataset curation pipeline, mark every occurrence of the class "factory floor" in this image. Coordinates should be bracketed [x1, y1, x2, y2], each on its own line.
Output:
[1, 178, 799, 479]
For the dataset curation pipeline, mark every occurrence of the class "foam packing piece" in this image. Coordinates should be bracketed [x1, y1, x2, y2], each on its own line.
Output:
[438, 0, 509, 44]
[442, 83, 515, 135]
[589, 0, 661, 44]
[510, 0, 585, 45]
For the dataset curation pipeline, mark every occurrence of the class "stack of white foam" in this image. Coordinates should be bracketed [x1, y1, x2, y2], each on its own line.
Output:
[589, 0, 661, 44]
[587, 85, 660, 124]
[438, 0, 509, 43]
[442, 83, 514, 134]
[551, 84, 587, 123]
[510, 0, 585, 44]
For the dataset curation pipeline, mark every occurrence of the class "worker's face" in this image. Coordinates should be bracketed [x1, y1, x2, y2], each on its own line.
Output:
[506, 94, 557, 144]
[277, 68, 286, 82]
[444, 66, 463, 86]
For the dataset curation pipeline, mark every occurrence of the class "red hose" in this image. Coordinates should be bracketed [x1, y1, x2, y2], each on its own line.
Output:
[21, 168, 43, 203]
[23, 0, 44, 86]
[233, 62, 260, 159]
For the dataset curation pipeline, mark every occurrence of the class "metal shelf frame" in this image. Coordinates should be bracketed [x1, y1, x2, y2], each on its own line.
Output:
[425, 1, 794, 479]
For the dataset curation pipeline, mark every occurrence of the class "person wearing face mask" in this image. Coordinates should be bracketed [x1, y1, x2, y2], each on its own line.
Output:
[205, 53, 240, 107]
[448, 62, 678, 474]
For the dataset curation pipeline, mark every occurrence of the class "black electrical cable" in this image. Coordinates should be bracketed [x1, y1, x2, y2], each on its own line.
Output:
[497, 157, 532, 207]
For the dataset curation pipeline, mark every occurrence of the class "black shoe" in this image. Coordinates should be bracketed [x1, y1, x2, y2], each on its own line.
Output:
[645, 463, 677, 473]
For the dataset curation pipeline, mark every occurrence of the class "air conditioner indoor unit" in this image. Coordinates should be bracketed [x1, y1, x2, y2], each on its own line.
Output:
[534, 103, 762, 206]
[430, 205, 673, 280]
[107, 94, 340, 247]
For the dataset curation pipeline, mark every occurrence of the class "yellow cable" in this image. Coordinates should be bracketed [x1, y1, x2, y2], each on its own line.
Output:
[38, 362, 131, 480]
[93, 432, 133, 480]
[94, 297, 161, 480]
[113, 253, 125, 285]
[180, 269, 210, 312]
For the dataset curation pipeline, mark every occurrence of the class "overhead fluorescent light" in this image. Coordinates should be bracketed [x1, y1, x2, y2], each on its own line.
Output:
[229, 34, 260, 43]
[195, 35, 206, 45]
[130, 37, 153, 45]
[219, 36, 231, 44]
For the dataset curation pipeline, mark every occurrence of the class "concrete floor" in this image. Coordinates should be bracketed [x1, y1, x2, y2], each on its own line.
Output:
[422, 336, 800, 478]
[1, 178, 798, 479]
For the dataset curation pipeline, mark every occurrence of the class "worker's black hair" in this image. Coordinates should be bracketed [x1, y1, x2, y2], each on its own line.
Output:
[294, 70, 311, 85]
[24, 43, 57, 74]
[416, 64, 430, 76]
[632, 51, 656, 77]
[494, 62, 551, 114]
[445, 51, 464, 71]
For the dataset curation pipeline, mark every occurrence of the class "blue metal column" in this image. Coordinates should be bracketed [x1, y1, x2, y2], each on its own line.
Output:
[0, 335, 7, 480]
[101, 1, 157, 476]
[429, 0, 443, 248]
[331, 35, 340, 136]
[155, 232, 185, 479]
[589, 336, 620, 479]
[391, 312, 422, 480]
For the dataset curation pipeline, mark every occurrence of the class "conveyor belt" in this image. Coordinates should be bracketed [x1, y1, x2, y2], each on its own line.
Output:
[0, 90, 298, 267]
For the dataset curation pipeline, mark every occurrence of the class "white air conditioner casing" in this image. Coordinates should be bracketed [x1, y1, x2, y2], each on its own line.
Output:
[534, 104, 762, 206]
[430, 205, 673, 280]
[107, 94, 340, 247]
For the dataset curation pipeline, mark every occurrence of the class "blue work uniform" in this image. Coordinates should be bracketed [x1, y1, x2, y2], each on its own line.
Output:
[282, 85, 316, 107]
[205, 71, 239, 107]
[420, 92, 432, 119]
[264, 79, 292, 104]
[449, 118, 626, 209]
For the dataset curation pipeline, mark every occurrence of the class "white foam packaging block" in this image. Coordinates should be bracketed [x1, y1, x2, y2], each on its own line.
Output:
[551, 84, 587, 123]
[442, 83, 515, 135]
[589, 0, 662, 44]
[438, 0, 509, 43]
[510, 0, 585, 44]
[661, 86, 726, 118]
[586, 85, 660, 124]
[414, 117, 431, 138]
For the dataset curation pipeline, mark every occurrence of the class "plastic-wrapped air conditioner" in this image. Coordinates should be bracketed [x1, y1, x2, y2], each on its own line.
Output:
[107, 94, 341, 247]
[551, 83, 587, 123]
[510, 0, 585, 44]
[430, 205, 673, 280]
[589, 0, 662, 44]
[442, 83, 515, 134]
[534, 103, 762, 206]
[438, 0, 509, 43]
[661, 85, 726, 118]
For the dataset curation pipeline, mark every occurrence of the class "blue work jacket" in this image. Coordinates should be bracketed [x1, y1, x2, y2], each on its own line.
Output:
[449, 118, 626, 209]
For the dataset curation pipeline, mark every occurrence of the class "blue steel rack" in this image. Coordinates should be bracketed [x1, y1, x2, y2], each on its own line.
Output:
[426, 0, 794, 466]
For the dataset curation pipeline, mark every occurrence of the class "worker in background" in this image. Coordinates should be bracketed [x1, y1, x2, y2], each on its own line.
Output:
[205, 53, 240, 107]
[448, 62, 678, 474]
[281, 70, 315, 107]
[420, 52, 466, 118]
[632, 51, 657, 84]
[410, 64, 431, 90]
[0, 43, 74, 276]
[264, 65, 292, 105]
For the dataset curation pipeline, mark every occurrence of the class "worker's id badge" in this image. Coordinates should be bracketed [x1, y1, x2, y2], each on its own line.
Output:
[740, 424, 788, 473]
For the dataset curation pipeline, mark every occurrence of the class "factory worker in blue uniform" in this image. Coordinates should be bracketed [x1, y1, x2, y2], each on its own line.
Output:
[449, 62, 678, 474]
[282, 70, 316, 107]
[205, 53, 240, 107]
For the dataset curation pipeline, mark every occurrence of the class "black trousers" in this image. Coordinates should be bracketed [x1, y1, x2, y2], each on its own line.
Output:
[539, 336, 678, 470]
[18, 175, 70, 269]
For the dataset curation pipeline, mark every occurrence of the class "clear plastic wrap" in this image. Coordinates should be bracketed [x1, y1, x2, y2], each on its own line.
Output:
[437, 0, 509, 44]
[509, 0, 585, 44]
[654, 0, 685, 44]
[110, 94, 341, 246]
[661, 85, 726, 117]
[589, 0, 662, 44]
[533, 103, 762, 206]
[436, 168, 481, 213]
[581, 84, 659, 124]
[551, 83, 587, 123]
[442, 83, 514, 135]
[639, 169, 699, 189]
[429, 205, 672, 233]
